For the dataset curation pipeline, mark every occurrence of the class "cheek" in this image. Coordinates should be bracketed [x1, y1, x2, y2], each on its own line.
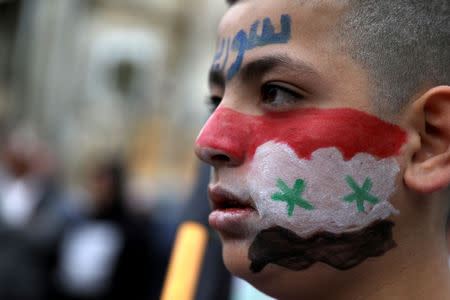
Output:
[248, 142, 401, 237]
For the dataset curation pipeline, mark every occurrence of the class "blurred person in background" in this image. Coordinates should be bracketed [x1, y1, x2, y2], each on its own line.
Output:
[58, 157, 162, 300]
[0, 127, 72, 300]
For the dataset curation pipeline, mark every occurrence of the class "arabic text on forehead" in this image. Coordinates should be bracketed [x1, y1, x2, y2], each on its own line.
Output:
[213, 14, 292, 80]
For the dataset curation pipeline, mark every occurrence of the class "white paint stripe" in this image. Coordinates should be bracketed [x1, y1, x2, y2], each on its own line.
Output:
[248, 142, 399, 237]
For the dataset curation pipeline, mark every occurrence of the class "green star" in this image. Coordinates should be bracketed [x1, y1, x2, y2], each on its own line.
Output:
[271, 178, 314, 216]
[343, 175, 379, 212]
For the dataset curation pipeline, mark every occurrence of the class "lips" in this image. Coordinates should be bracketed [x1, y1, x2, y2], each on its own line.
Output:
[208, 186, 257, 236]
[208, 186, 254, 211]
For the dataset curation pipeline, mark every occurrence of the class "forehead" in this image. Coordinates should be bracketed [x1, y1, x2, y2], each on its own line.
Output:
[219, 0, 346, 39]
[213, 0, 374, 112]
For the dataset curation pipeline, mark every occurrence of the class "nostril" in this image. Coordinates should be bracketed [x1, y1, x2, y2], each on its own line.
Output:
[211, 154, 231, 162]
[195, 147, 242, 167]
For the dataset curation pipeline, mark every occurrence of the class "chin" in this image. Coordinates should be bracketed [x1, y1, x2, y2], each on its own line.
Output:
[221, 239, 345, 300]
[221, 241, 279, 298]
[221, 238, 254, 277]
[220, 239, 291, 298]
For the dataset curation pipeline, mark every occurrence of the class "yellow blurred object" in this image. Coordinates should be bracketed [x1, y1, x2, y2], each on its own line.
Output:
[160, 221, 208, 300]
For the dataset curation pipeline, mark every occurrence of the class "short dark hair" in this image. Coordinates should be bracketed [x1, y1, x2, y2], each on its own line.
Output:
[340, 0, 450, 114]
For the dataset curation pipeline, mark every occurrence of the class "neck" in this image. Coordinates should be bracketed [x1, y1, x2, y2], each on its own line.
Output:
[258, 227, 450, 300]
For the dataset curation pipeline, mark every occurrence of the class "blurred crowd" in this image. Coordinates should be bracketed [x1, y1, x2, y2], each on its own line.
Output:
[0, 127, 177, 300]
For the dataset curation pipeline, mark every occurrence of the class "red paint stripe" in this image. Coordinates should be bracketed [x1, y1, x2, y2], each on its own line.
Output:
[196, 107, 408, 162]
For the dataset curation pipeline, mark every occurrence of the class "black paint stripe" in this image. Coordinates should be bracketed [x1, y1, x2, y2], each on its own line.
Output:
[248, 220, 396, 273]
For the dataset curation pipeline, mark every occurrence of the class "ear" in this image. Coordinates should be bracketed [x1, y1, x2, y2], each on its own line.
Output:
[404, 86, 450, 193]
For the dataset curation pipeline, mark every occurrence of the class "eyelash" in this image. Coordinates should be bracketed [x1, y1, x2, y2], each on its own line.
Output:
[207, 83, 304, 112]
[207, 95, 222, 113]
[260, 83, 304, 107]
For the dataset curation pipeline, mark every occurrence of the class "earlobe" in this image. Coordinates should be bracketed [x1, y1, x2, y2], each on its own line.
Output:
[404, 86, 450, 194]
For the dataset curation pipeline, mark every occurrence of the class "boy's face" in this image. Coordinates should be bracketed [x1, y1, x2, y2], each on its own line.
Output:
[195, 0, 410, 295]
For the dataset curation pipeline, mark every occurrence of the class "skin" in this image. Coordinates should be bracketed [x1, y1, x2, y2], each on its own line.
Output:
[194, 0, 450, 299]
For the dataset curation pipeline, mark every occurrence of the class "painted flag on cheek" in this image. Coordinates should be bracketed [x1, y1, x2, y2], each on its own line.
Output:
[196, 107, 408, 237]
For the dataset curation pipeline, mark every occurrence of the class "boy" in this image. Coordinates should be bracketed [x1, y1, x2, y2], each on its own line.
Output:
[194, 0, 450, 299]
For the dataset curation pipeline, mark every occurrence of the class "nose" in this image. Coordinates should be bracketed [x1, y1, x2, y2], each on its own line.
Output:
[194, 146, 242, 167]
[194, 107, 248, 167]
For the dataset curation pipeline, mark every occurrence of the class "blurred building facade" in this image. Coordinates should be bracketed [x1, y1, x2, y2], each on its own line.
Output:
[0, 0, 227, 206]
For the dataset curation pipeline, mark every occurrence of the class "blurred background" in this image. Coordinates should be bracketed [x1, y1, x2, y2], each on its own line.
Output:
[0, 0, 224, 211]
[0, 0, 277, 299]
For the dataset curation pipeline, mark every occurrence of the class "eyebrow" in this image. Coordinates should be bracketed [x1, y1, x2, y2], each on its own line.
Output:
[209, 68, 225, 88]
[240, 55, 319, 82]
[208, 54, 320, 87]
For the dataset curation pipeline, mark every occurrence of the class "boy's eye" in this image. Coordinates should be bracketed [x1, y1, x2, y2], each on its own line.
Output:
[207, 95, 222, 112]
[261, 83, 304, 106]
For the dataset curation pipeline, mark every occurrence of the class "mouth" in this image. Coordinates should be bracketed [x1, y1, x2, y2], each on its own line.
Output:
[208, 186, 257, 236]
[208, 186, 255, 212]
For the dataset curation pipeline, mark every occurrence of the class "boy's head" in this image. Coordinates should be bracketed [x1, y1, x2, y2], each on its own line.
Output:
[195, 0, 450, 299]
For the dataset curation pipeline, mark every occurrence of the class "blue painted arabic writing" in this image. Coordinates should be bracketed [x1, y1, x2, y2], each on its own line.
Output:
[212, 14, 292, 80]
